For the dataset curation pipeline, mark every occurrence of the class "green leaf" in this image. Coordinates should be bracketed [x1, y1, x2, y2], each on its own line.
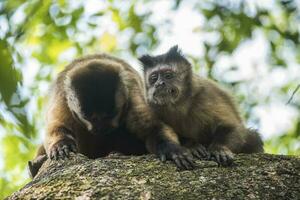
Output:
[0, 39, 21, 105]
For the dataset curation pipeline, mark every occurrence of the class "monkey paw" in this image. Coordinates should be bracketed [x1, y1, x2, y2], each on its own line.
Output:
[189, 144, 210, 160]
[209, 146, 234, 166]
[49, 138, 77, 160]
[157, 142, 195, 170]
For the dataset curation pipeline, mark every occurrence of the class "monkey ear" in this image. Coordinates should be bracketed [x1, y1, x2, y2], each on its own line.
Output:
[139, 54, 155, 70]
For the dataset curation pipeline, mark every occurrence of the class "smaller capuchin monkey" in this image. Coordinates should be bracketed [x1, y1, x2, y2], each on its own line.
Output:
[29, 54, 195, 178]
[139, 46, 264, 166]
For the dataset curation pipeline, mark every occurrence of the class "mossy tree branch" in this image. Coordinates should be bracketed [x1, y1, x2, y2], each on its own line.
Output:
[7, 153, 300, 200]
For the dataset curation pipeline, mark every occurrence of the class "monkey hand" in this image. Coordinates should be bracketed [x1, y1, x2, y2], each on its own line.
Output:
[189, 144, 210, 160]
[49, 138, 77, 160]
[208, 145, 234, 166]
[157, 142, 195, 170]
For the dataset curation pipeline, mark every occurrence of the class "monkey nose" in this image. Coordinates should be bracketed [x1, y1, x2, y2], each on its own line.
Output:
[155, 81, 165, 89]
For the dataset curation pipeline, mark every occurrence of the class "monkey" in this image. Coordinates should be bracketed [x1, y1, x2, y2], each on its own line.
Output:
[28, 53, 195, 178]
[139, 45, 264, 166]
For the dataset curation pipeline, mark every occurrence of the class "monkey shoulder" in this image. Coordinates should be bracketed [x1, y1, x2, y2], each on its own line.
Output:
[190, 75, 241, 123]
[192, 75, 236, 105]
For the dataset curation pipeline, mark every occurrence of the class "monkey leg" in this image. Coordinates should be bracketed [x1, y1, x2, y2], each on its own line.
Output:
[46, 126, 77, 160]
[242, 129, 264, 153]
[45, 94, 78, 160]
[28, 145, 48, 178]
[208, 125, 246, 166]
[127, 92, 194, 170]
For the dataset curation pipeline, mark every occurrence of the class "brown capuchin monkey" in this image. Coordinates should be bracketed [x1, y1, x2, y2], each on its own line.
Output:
[139, 46, 264, 166]
[28, 54, 196, 178]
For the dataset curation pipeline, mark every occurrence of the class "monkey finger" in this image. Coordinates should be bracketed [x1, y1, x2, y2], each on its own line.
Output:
[219, 150, 234, 166]
[53, 151, 58, 160]
[183, 157, 195, 169]
[171, 154, 183, 169]
[177, 153, 195, 170]
[49, 151, 55, 160]
[52, 149, 59, 160]
[62, 145, 70, 158]
[196, 148, 208, 158]
[191, 149, 202, 159]
[206, 151, 211, 159]
[70, 144, 77, 153]
[58, 148, 66, 160]
[159, 154, 167, 162]
[203, 149, 211, 158]
[180, 158, 193, 170]
[183, 153, 195, 168]
[206, 152, 211, 159]
[196, 145, 207, 156]
[173, 157, 184, 170]
[213, 153, 221, 165]
[219, 151, 228, 166]
[225, 153, 234, 166]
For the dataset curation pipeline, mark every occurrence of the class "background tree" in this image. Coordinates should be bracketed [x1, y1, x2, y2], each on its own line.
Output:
[0, 0, 299, 198]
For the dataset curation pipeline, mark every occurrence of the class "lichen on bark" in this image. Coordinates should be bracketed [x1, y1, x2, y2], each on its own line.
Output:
[7, 153, 300, 200]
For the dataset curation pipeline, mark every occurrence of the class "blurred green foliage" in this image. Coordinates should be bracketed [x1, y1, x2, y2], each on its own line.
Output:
[0, 0, 299, 198]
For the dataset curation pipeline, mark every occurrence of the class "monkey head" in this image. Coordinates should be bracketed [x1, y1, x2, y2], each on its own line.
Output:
[139, 45, 192, 105]
[64, 61, 128, 134]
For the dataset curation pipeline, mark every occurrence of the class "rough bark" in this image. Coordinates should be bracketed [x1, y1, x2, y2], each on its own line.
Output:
[7, 153, 300, 200]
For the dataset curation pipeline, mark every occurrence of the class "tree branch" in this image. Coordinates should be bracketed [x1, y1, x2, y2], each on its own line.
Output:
[7, 153, 300, 199]
[286, 84, 300, 105]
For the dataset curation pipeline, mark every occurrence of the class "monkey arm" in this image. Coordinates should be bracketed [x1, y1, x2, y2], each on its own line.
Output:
[44, 92, 77, 160]
[146, 124, 196, 170]
[125, 91, 180, 146]
[126, 93, 194, 170]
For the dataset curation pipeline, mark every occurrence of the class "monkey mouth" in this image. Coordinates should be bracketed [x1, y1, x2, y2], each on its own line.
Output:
[155, 88, 178, 97]
[168, 88, 178, 97]
[152, 88, 179, 105]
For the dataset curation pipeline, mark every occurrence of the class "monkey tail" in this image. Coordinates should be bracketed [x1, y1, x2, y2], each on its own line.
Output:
[242, 128, 264, 153]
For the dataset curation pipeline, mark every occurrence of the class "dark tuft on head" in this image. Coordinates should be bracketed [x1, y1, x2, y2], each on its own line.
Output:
[138, 55, 155, 69]
[70, 63, 120, 116]
[139, 45, 190, 71]
[165, 45, 181, 59]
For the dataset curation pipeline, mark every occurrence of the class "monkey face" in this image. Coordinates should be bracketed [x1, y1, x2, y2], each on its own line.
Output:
[140, 45, 192, 106]
[85, 111, 120, 134]
[65, 61, 128, 134]
[77, 81, 127, 135]
[146, 66, 184, 105]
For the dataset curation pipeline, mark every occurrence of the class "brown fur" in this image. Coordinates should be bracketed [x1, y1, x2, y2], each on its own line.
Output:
[29, 54, 189, 178]
[140, 46, 264, 166]
[156, 76, 263, 153]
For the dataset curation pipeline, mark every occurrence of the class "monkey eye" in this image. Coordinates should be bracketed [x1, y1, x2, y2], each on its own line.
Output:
[149, 73, 158, 84]
[164, 72, 174, 79]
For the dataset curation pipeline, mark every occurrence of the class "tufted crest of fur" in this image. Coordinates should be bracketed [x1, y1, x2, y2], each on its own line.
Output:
[139, 45, 190, 70]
